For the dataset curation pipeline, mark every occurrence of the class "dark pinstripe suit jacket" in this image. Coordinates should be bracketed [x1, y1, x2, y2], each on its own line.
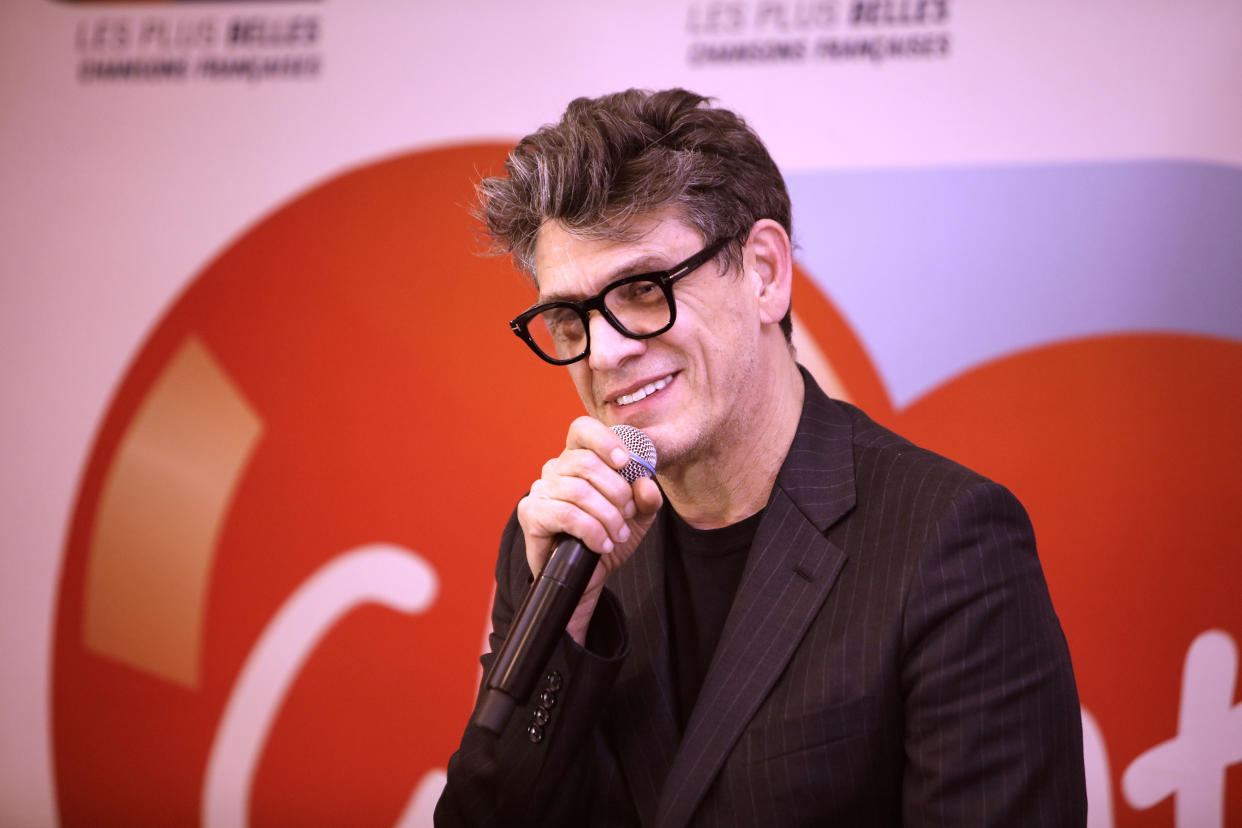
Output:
[437, 370, 1086, 827]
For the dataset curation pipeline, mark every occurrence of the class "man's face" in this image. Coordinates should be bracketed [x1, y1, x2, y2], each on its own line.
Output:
[532, 209, 767, 472]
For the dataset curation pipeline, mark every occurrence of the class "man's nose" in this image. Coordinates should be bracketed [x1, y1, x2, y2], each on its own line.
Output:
[586, 312, 645, 370]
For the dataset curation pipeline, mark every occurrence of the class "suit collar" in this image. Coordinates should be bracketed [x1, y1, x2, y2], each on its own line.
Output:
[773, 365, 858, 532]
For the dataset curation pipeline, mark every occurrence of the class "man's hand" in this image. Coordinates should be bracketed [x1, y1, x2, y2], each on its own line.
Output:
[516, 417, 663, 645]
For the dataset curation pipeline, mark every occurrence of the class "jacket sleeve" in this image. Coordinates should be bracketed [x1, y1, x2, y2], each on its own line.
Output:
[434, 509, 630, 827]
[900, 479, 1087, 826]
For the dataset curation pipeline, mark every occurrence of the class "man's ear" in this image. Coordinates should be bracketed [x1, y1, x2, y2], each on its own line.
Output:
[745, 219, 794, 326]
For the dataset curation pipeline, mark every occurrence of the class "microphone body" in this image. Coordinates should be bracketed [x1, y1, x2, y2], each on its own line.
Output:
[473, 536, 597, 734]
[473, 425, 656, 735]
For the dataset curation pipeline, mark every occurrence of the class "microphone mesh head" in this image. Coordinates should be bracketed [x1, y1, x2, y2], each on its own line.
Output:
[611, 425, 657, 482]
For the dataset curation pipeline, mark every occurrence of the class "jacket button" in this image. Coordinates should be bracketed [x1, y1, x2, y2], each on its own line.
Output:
[539, 689, 557, 708]
[526, 723, 544, 743]
[545, 670, 563, 691]
[531, 706, 550, 726]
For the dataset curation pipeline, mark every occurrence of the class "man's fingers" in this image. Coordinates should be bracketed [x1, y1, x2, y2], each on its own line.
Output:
[526, 474, 631, 547]
[518, 486, 621, 555]
[633, 477, 663, 518]
[519, 417, 661, 584]
[565, 416, 631, 471]
[552, 447, 635, 502]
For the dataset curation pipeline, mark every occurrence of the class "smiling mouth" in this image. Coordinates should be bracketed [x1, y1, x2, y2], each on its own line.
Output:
[614, 374, 673, 407]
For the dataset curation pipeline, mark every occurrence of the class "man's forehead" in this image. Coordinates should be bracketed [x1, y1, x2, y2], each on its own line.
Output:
[532, 213, 698, 297]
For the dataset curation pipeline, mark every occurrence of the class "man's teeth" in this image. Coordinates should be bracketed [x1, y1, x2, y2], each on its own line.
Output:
[616, 376, 671, 407]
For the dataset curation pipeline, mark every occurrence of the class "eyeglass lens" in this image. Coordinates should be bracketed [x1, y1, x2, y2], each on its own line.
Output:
[527, 277, 672, 361]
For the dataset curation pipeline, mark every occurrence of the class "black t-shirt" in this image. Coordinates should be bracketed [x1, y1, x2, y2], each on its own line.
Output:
[664, 507, 763, 730]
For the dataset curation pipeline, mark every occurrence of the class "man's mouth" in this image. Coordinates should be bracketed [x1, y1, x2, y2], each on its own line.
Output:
[614, 374, 673, 407]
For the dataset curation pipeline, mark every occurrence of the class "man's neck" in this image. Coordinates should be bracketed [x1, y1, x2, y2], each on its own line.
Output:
[659, 356, 804, 529]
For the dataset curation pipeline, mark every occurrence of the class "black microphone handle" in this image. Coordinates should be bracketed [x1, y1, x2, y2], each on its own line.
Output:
[474, 534, 600, 734]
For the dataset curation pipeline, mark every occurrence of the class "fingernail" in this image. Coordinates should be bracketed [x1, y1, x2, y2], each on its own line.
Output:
[611, 448, 629, 468]
[619, 525, 631, 543]
[602, 538, 614, 554]
[624, 501, 636, 518]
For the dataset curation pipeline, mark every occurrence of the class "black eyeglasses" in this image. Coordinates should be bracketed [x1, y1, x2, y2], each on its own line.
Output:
[510, 237, 730, 365]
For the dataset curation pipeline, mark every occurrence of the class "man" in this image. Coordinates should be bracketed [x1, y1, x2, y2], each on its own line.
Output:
[437, 89, 1086, 826]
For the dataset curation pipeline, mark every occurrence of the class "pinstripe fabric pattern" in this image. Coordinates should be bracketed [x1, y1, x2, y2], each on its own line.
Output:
[437, 370, 1086, 827]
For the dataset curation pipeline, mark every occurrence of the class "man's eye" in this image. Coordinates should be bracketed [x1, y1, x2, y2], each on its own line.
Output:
[542, 310, 583, 339]
[615, 280, 661, 304]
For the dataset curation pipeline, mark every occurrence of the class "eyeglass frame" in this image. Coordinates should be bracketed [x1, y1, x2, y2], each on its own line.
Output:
[509, 235, 733, 365]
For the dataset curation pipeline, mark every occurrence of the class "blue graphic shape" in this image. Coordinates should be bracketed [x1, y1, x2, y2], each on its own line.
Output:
[787, 160, 1242, 409]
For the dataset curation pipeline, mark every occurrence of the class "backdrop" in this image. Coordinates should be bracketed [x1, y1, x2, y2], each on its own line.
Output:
[3, 1, 1240, 826]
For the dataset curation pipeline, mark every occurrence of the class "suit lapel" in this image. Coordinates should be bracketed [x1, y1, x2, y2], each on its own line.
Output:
[654, 371, 858, 828]
[608, 509, 681, 825]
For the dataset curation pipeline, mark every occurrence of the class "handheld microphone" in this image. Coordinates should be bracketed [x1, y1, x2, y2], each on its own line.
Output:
[473, 425, 657, 735]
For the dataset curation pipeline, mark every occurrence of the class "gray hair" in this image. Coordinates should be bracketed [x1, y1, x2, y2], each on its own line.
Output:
[478, 88, 793, 338]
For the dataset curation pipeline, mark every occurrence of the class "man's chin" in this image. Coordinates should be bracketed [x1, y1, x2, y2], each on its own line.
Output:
[641, 426, 691, 472]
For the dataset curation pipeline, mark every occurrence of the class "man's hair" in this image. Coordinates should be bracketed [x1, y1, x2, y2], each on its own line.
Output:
[478, 88, 794, 339]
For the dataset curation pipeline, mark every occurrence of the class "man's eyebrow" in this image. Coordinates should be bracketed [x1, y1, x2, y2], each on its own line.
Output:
[535, 252, 674, 304]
